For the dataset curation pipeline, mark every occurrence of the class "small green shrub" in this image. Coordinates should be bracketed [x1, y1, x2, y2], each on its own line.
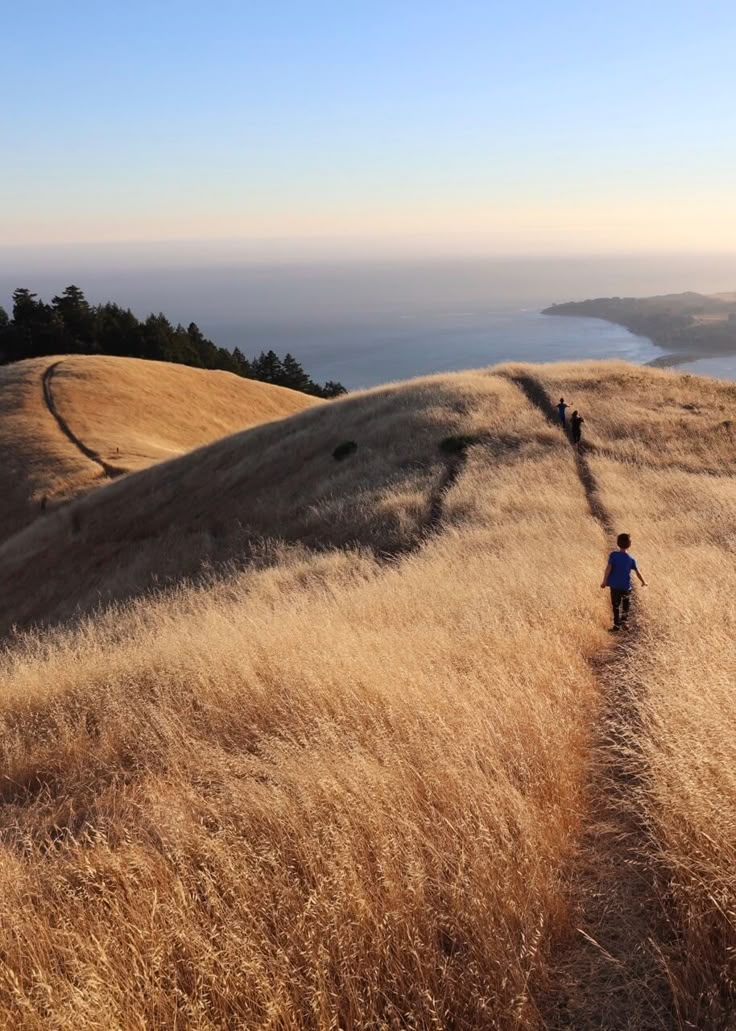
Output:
[332, 441, 358, 461]
[439, 435, 475, 455]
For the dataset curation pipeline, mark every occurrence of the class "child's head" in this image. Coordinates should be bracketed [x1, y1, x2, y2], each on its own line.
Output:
[559, 397, 565, 403]
[617, 532, 631, 550]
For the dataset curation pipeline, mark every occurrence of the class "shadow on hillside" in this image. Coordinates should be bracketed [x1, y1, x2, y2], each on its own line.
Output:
[0, 376, 552, 639]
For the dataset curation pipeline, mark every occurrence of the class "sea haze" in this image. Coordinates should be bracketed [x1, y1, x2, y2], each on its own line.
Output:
[207, 308, 659, 389]
[3, 253, 736, 388]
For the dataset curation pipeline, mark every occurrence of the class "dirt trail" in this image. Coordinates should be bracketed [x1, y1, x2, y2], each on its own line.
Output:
[505, 372, 614, 535]
[504, 370, 676, 1029]
[382, 431, 524, 561]
[377, 444, 469, 561]
[42, 361, 126, 479]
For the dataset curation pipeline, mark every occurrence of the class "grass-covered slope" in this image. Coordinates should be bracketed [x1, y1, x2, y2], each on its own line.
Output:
[0, 361, 733, 1029]
[0, 354, 319, 542]
[49, 354, 321, 471]
[0, 369, 556, 634]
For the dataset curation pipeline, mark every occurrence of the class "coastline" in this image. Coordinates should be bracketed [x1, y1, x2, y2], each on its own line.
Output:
[644, 351, 697, 369]
[542, 300, 736, 377]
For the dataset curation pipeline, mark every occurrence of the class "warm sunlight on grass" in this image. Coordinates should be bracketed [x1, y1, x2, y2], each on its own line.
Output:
[51, 354, 320, 470]
[535, 362, 736, 1027]
[0, 355, 316, 542]
[0, 359, 733, 1027]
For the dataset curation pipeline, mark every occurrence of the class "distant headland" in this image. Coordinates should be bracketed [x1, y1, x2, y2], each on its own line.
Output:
[543, 291, 736, 367]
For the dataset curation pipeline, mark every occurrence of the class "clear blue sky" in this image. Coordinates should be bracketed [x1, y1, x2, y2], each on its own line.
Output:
[3, 0, 736, 254]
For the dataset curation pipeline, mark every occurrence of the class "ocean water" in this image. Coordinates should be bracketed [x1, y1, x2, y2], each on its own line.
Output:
[208, 308, 661, 389]
[678, 354, 736, 382]
[6, 252, 736, 389]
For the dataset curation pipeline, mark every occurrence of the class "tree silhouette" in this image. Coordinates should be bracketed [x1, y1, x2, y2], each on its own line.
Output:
[0, 284, 346, 397]
[252, 350, 284, 384]
[280, 353, 312, 392]
[320, 380, 347, 398]
[52, 285, 95, 348]
[232, 346, 252, 377]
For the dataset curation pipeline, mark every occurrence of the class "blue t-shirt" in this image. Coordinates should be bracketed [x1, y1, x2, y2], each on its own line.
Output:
[606, 550, 637, 590]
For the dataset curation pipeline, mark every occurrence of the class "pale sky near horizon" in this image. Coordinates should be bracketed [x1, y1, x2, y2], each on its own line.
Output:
[3, 0, 736, 257]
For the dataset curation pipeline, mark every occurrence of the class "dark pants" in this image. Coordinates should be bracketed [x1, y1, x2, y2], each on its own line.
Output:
[610, 588, 631, 626]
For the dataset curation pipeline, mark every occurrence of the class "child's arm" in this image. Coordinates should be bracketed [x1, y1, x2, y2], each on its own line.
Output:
[635, 568, 648, 587]
[600, 562, 611, 588]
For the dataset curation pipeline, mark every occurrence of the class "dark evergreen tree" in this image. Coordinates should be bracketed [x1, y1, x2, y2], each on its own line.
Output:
[0, 284, 346, 397]
[10, 288, 64, 359]
[279, 352, 312, 391]
[319, 380, 348, 398]
[186, 322, 221, 369]
[252, 350, 284, 384]
[232, 346, 253, 377]
[140, 313, 176, 361]
[95, 303, 143, 357]
[12, 288, 45, 326]
[52, 285, 95, 347]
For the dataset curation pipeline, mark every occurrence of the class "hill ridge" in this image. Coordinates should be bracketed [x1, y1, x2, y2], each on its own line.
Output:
[0, 359, 733, 1027]
[0, 353, 319, 542]
[42, 360, 126, 478]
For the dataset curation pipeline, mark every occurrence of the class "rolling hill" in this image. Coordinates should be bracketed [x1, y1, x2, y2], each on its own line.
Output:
[0, 359, 733, 1029]
[0, 354, 320, 541]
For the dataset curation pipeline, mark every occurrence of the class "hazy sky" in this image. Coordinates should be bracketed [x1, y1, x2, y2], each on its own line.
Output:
[3, 0, 736, 256]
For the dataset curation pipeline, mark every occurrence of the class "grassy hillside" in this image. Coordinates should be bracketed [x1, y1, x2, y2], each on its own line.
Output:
[0, 355, 319, 541]
[0, 360, 733, 1028]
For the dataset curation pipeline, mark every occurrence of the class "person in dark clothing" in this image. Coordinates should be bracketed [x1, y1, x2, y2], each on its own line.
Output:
[600, 532, 647, 631]
[570, 410, 584, 446]
[557, 398, 569, 429]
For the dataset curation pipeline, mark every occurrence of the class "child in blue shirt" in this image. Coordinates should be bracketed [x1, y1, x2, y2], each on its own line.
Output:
[600, 532, 647, 631]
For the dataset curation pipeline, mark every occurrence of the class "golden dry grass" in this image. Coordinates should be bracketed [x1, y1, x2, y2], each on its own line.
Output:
[0, 355, 317, 542]
[0, 370, 555, 633]
[532, 361, 736, 1025]
[0, 359, 733, 1028]
[50, 355, 320, 471]
[0, 357, 96, 539]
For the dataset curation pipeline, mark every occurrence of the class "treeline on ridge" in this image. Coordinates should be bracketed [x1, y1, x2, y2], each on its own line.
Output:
[0, 285, 346, 398]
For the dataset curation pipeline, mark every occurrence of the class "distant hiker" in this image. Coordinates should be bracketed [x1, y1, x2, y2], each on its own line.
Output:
[557, 397, 569, 429]
[600, 532, 647, 632]
[570, 410, 584, 447]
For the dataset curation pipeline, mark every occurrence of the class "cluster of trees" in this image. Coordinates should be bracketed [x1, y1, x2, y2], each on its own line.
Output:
[0, 286, 346, 398]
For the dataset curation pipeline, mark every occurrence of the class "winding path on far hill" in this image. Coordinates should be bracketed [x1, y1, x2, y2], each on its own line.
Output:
[503, 370, 675, 1029]
[380, 431, 528, 562]
[42, 361, 126, 479]
[376, 444, 469, 562]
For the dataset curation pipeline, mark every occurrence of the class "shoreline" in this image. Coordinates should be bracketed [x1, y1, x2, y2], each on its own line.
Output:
[644, 351, 698, 369]
[541, 306, 736, 374]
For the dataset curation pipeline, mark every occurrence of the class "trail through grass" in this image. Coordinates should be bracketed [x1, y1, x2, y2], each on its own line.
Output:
[0, 359, 732, 1027]
[503, 368, 676, 1028]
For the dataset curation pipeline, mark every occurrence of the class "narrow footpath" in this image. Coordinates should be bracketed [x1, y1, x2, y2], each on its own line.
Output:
[504, 371, 676, 1030]
[42, 361, 126, 479]
[378, 440, 469, 561]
